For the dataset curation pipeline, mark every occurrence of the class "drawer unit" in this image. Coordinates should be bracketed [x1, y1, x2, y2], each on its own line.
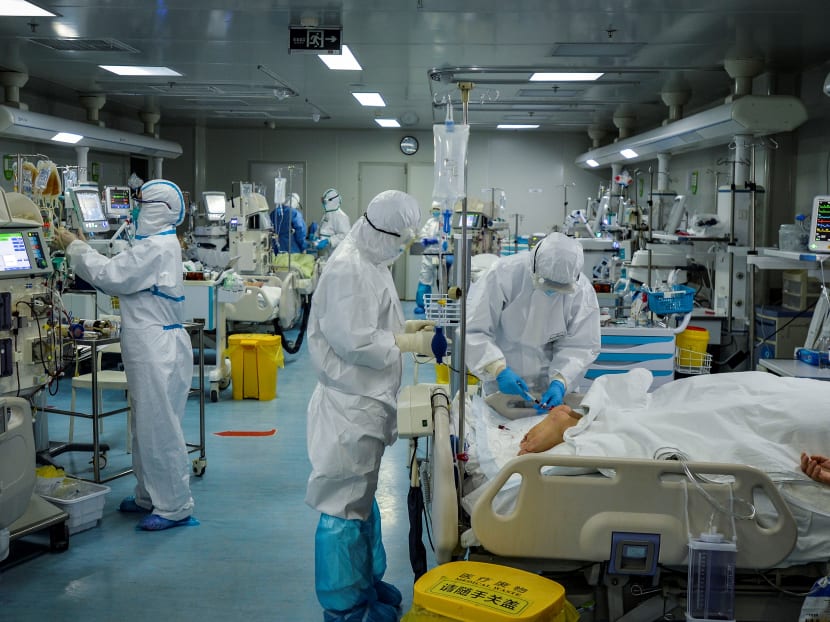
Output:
[754, 305, 812, 364]
[580, 327, 675, 392]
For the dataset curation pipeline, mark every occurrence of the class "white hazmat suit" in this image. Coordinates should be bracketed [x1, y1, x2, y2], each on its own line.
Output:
[306, 189, 420, 621]
[466, 232, 601, 397]
[66, 180, 194, 526]
[317, 188, 351, 251]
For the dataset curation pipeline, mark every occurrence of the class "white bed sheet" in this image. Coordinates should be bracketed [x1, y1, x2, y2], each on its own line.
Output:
[461, 369, 830, 565]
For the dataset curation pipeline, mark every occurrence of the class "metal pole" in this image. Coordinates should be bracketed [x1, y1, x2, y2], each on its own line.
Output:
[455, 81, 473, 503]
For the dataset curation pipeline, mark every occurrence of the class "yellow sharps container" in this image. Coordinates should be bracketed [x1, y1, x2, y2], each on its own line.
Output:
[402, 561, 579, 622]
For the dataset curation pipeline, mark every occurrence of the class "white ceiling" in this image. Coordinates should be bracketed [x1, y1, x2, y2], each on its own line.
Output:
[2, 0, 830, 136]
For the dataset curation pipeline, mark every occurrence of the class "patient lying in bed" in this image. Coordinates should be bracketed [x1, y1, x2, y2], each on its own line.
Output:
[461, 368, 830, 565]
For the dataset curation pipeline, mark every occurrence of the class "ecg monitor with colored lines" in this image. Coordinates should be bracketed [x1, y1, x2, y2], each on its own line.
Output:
[808, 195, 830, 253]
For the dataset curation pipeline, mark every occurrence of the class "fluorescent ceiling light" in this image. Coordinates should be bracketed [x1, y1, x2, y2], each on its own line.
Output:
[0, 0, 55, 16]
[529, 72, 604, 82]
[352, 92, 386, 107]
[620, 148, 638, 159]
[374, 118, 400, 128]
[51, 132, 83, 144]
[99, 65, 182, 76]
[319, 45, 362, 70]
[586, 159, 600, 168]
[497, 124, 539, 129]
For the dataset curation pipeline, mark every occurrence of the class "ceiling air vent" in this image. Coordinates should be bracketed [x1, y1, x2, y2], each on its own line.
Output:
[26, 38, 140, 53]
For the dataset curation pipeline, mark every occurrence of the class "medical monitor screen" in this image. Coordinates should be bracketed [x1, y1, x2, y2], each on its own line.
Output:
[808, 195, 830, 253]
[203, 192, 227, 221]
[105, 186, 132, 216]
[0, 232, 32, 271]
[452, 212, 482, 229]
[75, 190, 107, 223]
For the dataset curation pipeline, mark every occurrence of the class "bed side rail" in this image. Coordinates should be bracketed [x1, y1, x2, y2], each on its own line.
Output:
[471, 454, 797, 568]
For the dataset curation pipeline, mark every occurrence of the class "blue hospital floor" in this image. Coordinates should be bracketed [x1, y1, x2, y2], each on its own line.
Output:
[0, 301, 438, 621]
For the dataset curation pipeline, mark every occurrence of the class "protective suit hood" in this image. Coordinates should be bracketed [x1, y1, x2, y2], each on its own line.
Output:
[351, 190, 420, 266]
[531, 232, 583, 293]
[136, 179, 185, 238]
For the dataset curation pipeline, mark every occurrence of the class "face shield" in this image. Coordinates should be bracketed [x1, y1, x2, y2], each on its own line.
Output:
[322, 188, 341, 212]
[134, 179, 186, 238]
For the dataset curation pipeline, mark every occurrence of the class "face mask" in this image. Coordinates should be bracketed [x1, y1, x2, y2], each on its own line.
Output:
[431, 210, 440, 219]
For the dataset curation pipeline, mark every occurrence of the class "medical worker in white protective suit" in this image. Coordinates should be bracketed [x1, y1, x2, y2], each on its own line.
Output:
[56, 180, 196, 531]
[306, 190, 429, 622]
[466, 232, 601, 412]
[413, 202, 443, 315]
[316, 188, 351, 254]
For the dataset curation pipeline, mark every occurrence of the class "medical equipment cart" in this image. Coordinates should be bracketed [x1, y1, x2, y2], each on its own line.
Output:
[37, 323, 207, 483]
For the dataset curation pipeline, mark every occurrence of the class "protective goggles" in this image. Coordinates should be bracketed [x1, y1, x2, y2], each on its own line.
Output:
[134, 197, 174, 211]
[363, 212, 415, 246]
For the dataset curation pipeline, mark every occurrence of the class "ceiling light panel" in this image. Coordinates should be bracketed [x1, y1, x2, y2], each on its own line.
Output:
[99, 65, 181, 77]
[319, 45, 362, 70]
[497, 124, 539, 129]
[352, 92, 385, 107]
[1, 1, 55, 16]
[530, 72, 604, 82]
[375, 118, 400, 128]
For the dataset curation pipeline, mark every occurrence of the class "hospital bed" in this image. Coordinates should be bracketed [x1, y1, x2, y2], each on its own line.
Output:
[402, 371, 830, 621]
[223, 253, 321, 353]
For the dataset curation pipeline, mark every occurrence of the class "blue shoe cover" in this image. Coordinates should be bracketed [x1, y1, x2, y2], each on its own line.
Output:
[374, 582, 402, 608]
[366, 600, 399, 622]
[413, 306, 425, 315]
[119, 496, 151, 513]
[323, 606, 366, 622]
[136, 514, 199, 531]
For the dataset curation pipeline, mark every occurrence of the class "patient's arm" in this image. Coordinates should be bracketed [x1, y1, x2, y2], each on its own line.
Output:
[801, 452, 830, 485]
[518, 406, 580, 455]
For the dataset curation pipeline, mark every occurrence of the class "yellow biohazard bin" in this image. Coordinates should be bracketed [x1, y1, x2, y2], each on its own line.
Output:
[402, 561, 579, 622]
[227, 334, 284, 400]
[675, 325, 710, 371]
[435, 364, 478, 386]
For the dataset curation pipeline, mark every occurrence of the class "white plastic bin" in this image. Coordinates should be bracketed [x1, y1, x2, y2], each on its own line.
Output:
[40, 479, 110, 535]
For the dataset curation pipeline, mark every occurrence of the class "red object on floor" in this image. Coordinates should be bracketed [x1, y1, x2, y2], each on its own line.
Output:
[213, 429, 277, 437]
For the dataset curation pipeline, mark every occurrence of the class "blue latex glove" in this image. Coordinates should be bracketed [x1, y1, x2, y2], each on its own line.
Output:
[421, 237, 439, 246]
[316, 238, 330, 250]
[536, 380, 566, 413]
[496, 367, 531, 398]
[445, 254, 454, 268]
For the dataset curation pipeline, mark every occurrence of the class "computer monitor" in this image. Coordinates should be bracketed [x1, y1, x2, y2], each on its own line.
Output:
[104, 186, 132, 217]
[0, 228, 51, 275]
[202, 191, 227, 222]
[0, 231, 31, 271]
[70, 187, 109, 233]
[452, 211, 483, 230]
[808, 195, 830, 253]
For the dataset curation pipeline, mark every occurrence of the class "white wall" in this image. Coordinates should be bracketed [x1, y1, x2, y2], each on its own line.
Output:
[162, 126, 607, 238]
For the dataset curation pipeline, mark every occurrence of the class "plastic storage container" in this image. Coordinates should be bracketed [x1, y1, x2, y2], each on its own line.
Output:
[40, 479, 110, 535]
[686, 533, 736, 622]
[227, 334, 284, 400]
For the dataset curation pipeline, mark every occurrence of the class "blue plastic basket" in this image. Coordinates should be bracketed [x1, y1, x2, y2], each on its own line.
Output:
[646, 285, 695, 315]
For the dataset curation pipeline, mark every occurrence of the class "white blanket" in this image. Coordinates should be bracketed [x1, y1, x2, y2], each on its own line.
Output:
[572, 369, 830, 488]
